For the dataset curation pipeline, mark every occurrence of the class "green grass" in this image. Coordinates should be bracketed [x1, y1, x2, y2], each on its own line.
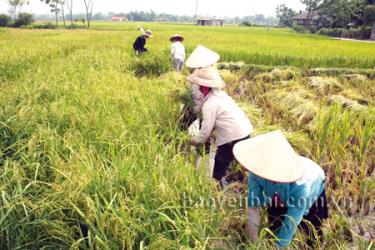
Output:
[0, 23, 374, 249]
[14, 21, 375, 69]
[97, 22, 375, 68]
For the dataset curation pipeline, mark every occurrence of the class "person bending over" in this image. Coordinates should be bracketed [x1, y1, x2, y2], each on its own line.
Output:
[187, 66, 253, 184]
[133, 30, 152, 56]
[233, 130, 329, 249]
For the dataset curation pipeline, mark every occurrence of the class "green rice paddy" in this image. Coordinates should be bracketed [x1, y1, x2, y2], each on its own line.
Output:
[0, 22, 374, 249]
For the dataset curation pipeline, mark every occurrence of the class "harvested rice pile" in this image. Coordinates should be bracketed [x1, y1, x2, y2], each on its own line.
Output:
[327, 95, 368, 112]
[306, 76, 343, 95]
[220, 66, 374, 246]
[253, 68, 300, 83]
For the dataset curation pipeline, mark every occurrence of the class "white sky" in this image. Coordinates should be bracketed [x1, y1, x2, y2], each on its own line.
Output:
[0, 0, 305, 17]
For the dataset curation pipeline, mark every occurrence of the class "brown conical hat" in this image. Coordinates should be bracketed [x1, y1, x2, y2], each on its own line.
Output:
[144, 30, 153, 37]
[170, 34, 184, 42]
[186, 66, 225, 88]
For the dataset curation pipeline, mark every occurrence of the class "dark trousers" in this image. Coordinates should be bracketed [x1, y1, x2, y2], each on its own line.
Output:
[212, 135, 250, 181]
[268, 189, 329, 248]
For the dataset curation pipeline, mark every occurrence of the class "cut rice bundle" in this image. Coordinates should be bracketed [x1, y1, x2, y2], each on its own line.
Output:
[327, 95, 368, 112]
[217, 61, 245, 71]
[306, 76, 343, 95]
[254, 68, 300, 83]
[266, 87, 320, 127]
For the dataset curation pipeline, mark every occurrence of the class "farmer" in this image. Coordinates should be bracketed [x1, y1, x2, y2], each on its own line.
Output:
[133, 29, 152, 56]
[170, 34, 185, 72]
[233, 130, 328, 248]
[186, 50, 253, 184]
[178, 45, 220, 131]
[186, 45, 221, 114]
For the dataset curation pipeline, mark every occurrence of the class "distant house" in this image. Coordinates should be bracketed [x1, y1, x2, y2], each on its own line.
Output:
[156, 18, 167, 22]
[111, 16, 127, 22]
[196, 18, 224, 26]
[293, 11, 320, 26]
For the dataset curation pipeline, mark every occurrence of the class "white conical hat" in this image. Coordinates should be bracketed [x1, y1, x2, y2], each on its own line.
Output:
[233, 130, 304, 183]
[186, 45, 220, 68]
[186, 66, 225, 88]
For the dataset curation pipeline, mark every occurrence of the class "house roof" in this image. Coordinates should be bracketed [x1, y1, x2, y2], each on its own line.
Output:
[293, 11, 319, 20]
[197, 17, 224, 21]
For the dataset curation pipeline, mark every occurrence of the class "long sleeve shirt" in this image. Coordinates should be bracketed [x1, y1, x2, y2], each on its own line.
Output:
[247, 157, 325, 248]
[193, 91, 253, 146]
[171, 41, 185, 61]
[133, 36, 146, 52]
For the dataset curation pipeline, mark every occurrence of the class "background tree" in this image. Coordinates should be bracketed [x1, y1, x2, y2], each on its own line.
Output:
[14, 12, 33, 27]
[319, 0, 366, 28]
[0, 14, 11, 26]
[254, 14, 266, 24]
[93, 12, 106, 21]
[83, 0, 93, 27]
[65, 0, 73, 25]
[363, 4, 375, 26]
[300, 0, 322, 19]
[8, 0, 29, 20]
[41, 0, 61, 25]
[60, 1, 65, 26]
[276, 4, 297, 27]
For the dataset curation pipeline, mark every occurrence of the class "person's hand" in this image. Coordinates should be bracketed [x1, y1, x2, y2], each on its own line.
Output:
[190, 139, 198, 146]
[193, 106, 201, 114]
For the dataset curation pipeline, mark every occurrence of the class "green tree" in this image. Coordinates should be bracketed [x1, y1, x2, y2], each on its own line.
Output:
[8, 0, 29, 20]
[83, 0, 94, 27]
[0, 14, 11, 26]
[300, 0, 322, 19]
[276, 4, 297, 27]
[60, 1, 65, 26]
[14, 12, 33, 27]
[65, 0, 73, 25]
[40, 0, 61, 25]
[363, 4, 375, 25]
[93, 12, 106, 20]
[319, 0, 366, 28]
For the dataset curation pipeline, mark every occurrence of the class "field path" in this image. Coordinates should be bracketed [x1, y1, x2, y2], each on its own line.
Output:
[333, 37, 375, 43]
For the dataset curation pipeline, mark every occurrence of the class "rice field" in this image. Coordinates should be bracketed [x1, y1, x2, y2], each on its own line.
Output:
[0, 22, 374, 249]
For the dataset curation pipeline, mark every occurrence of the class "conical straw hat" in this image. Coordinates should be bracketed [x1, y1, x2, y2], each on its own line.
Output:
[233, 130, 304, 183]
[186, 66, 225, 88]
[170, 34, 184, 42]
[144, 30, 153, 37]
[186, 45, 220, 68]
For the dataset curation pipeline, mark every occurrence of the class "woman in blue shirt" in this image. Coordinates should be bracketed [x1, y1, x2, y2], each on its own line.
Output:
[233, 131, 328, 248]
